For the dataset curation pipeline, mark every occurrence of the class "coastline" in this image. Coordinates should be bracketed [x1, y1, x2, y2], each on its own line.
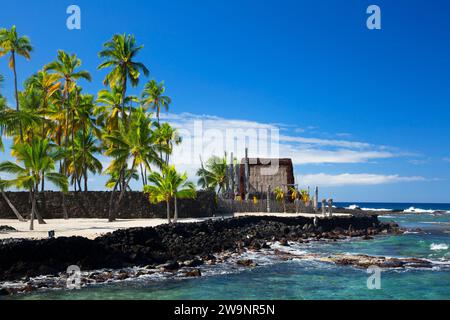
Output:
[0, 214, 402, 295]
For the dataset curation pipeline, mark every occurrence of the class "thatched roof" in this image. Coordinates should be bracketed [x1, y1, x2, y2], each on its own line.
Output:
[239, 158, 295, 196]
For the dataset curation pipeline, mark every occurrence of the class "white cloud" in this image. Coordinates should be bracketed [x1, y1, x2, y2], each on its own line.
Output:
[300, 173, 426, 187]
[443, 157, 450, 163]
[162, 112, 398, 168]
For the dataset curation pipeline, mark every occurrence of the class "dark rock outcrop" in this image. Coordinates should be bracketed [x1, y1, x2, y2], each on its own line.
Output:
[0, 215, 399, 282]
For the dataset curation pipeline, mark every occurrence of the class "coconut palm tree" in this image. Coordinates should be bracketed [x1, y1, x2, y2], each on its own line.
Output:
[274, 187, 286, 213]
[24, 70, 60, 139]
[141, 80, 171, 125]
[0, 26, 33, 141]
[95, 86, 138, 135]
[69, 129, 102, 192]
[103, 108, 161, 221]
[153, 122, 181, 165]
[196, 155, 228, 194]
[98, 34, 149, 123]
[300, 189, 310, 204]
[144, 165, 196, 224]
[44, 51, 91, 213]
[0, 138, 68, 230]
[0, 100, 42, 147]
[44, 51, 92, 148]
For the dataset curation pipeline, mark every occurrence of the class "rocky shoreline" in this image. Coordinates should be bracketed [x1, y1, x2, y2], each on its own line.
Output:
[0, 215, 402, 296]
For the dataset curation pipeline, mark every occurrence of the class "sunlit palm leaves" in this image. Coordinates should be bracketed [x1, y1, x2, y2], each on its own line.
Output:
[0, 138, 68, 229]
[141, 80, 171, 124]
[98, 34, 149, 89]
[196, 155, 229, 194]
[144, 165, 196, 223]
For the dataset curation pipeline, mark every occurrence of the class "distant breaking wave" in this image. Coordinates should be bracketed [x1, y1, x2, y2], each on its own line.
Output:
[345, 204, 450, 214]
[346, 204, 393, 212]
[404, 207, 437, 214]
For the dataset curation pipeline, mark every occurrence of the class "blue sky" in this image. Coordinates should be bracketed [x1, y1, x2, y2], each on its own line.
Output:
[1, 0, 450, 203]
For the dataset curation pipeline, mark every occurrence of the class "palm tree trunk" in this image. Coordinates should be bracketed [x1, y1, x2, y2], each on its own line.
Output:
[11, 51, 23, 142]
[82, 124, 88, 193]
[108, 178, 120, 222]
[30, 203, 35, 231]
[29, 190, 35, 231]
[1, 191, 26, 221]
[34, 194, 46, 225]
[166, 199, 171, 224]
[174, 195, 178, 223]
[140, 163, 146, 188]
[84, 169, 88, 192]
[70, 109, 80, 193]
[110, 159, 136, 220]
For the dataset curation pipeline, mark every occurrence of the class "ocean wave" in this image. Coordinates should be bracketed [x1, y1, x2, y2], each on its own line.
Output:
[345, 204, 393, 212]
[430, 243, 449, 251]
[404, 207, 437, 213]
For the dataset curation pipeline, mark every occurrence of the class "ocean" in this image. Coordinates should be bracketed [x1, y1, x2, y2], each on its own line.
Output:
[7, 203, 450, 300]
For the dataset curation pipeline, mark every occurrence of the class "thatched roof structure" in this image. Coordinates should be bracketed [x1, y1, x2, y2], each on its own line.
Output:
[239, 158, 295, 197]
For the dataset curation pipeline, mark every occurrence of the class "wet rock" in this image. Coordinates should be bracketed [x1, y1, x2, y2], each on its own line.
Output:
[183, 259, 204, 268]
[279, 239, 289, 246]
[237, 259, 258, 267]
[115, 272, 129, 280]
[160, 261, 180, 272]
[184, 268, 202, 277]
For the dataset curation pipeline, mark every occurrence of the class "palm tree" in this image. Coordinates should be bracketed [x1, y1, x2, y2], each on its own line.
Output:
[0, 99, 42, 147]
[144, 165, 196, 224]
[153, 122, 181, 165]
[95, 86, 138, 134]
[103, 108, 161, 221]
[141, 80, 171, 125]
[69, 129, 102, 192]
[196, 155, 228, 194]
[289, 186, 300, 213]
[44, 51, 92, 148]
[0, 26, 33, 141]
[98, 34, 149, 123]
[300, 189, 310, 204]
[0, 138, 68, 230]
[24, 70, 60, 139]
[45, 51, 91, 213]
[274, 187, 286, 213]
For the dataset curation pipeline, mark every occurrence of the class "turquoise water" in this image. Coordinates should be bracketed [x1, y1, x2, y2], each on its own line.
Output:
[10, 213, 450, 300]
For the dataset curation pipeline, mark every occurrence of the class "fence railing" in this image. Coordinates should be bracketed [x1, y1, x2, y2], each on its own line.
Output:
[217, 198, 317, 214]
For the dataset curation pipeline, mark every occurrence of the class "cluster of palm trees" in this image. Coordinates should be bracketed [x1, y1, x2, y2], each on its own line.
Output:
[0, 25, 195, 229]
[196, 155, 230, 195]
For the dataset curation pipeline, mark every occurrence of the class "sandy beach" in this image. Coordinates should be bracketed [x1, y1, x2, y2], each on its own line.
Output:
[0, 218, 208, 240]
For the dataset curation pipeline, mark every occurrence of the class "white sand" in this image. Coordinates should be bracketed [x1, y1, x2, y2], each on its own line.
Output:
[0, 218, 208, 240]
[0, 212, 350, 240]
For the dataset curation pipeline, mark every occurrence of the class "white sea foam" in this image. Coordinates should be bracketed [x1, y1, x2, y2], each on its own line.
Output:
[430, 243, 449, 251]
[404, 207, 436, 213]
[345, 204, 393, 212]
